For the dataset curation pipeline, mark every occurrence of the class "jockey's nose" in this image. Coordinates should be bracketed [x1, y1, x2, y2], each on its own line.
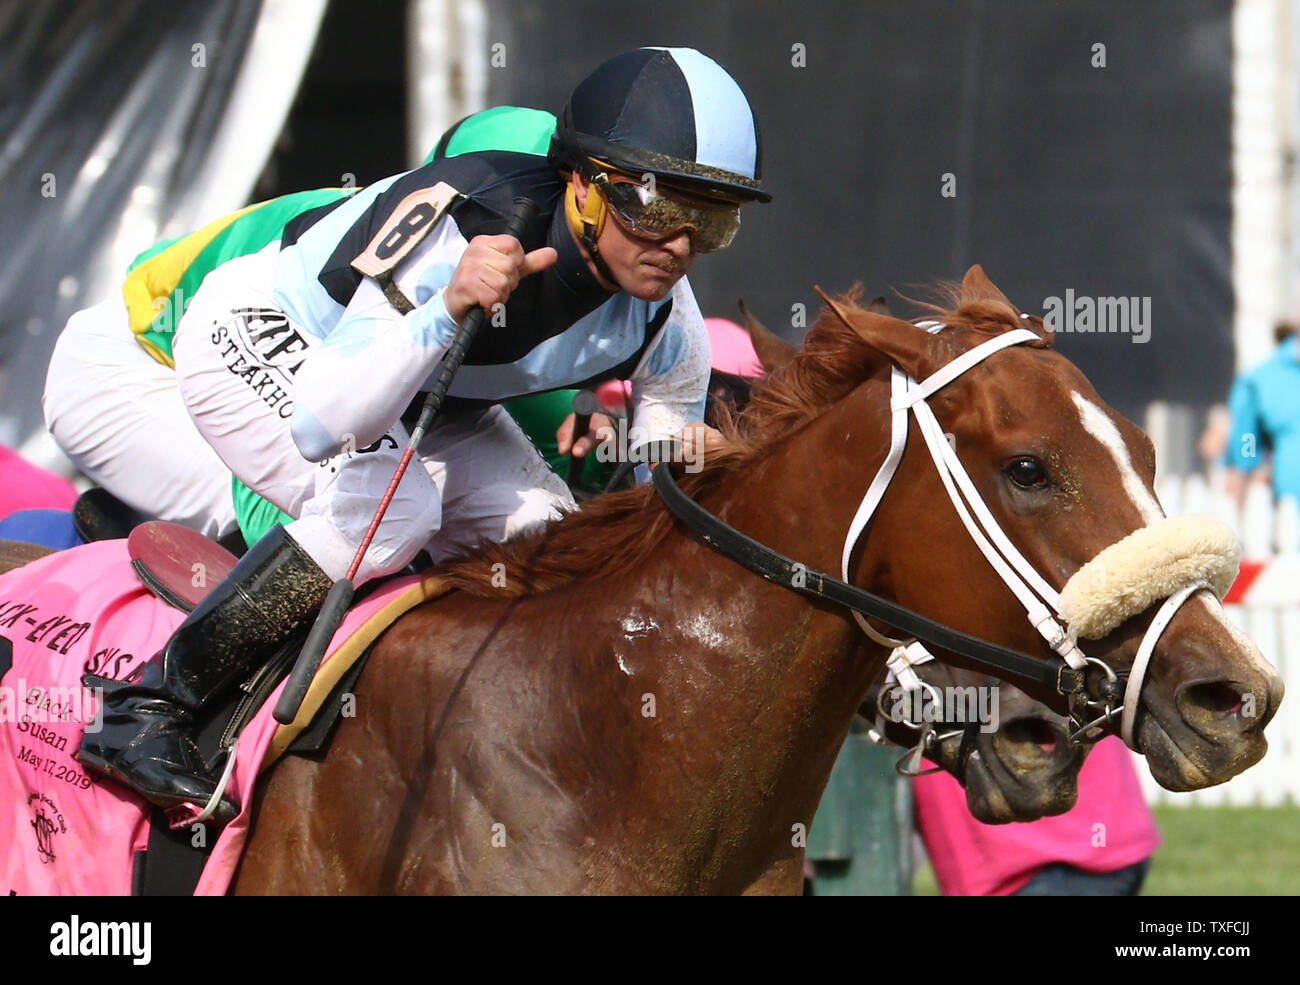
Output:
[661, 229, 694, 258]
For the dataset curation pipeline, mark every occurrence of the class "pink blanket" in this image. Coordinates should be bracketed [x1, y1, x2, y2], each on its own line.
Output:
[1, 540, 423, 895]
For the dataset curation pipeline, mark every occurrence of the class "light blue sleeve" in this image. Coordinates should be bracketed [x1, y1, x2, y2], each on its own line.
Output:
[626, 279, 710, 481]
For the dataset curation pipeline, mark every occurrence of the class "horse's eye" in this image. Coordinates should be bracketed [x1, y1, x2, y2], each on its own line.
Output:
[1006, 457, 1049, 489]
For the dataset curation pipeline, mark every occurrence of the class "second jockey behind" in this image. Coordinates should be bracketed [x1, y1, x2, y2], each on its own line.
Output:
[77, 47, 770, 820]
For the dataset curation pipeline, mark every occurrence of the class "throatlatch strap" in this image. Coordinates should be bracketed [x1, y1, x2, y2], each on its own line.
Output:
[840, 366, 910, 647]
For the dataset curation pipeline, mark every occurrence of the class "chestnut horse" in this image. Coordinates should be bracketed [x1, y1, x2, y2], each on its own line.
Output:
[0, 546, 1082, 830]
[221, 267, 1279, 894]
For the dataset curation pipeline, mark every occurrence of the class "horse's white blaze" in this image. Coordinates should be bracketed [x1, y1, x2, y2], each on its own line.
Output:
[1071, 393, 1164, 526]
[1069, 395, 1276, 726]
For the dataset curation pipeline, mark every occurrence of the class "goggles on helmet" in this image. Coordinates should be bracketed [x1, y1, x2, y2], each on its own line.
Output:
[590, 164, 742, 253]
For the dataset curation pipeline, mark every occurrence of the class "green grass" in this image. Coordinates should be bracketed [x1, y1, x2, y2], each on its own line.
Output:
[1142, 805, 1300, 896]
[910, 805, 1300, 896]
[913, 858, 941, 896]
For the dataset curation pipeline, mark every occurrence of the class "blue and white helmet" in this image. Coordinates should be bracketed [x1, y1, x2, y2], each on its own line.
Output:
[551, 47, 770, 203]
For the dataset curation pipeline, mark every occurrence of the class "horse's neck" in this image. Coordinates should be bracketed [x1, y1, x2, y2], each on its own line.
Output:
[707, 381, 889, 574]
[693, 377, 895, 703]
[367, 383, 901, 892]
[613, 384, 895, 878]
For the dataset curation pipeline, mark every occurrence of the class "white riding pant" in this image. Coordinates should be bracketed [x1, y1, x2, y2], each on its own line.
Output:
[171, 246, 574, 583]
[43, 300, 239, 539]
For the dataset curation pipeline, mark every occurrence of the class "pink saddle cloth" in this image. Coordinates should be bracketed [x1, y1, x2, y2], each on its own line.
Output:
[0, 539, 429, 895]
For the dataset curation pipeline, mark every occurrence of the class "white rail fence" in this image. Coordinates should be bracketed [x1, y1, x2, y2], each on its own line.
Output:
[1137, 471, 1299, 806]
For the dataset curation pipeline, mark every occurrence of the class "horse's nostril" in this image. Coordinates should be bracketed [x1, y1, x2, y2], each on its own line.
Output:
[1003, 718, 1061, 754]
[1174, 678, 1274, 744]
[1184, 681, 1245, 716]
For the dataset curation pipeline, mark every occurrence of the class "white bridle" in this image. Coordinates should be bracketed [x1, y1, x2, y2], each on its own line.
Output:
[841, 321, 1239, 751]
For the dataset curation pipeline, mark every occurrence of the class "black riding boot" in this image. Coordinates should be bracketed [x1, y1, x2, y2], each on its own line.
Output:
[77, 525, 333, 824]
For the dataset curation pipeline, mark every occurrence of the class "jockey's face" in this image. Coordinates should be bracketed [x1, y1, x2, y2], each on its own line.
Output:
[571, 173, 696, 301]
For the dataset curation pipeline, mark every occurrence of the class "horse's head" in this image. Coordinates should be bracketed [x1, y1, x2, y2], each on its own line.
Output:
[820, 266, 1283, 791]
[741, 299, 1089, 817]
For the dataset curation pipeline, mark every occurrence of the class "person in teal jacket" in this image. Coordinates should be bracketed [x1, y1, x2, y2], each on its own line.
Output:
[1224, 323, 1300, 520]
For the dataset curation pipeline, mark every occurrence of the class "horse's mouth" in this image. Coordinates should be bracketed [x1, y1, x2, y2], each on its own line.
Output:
[1135, 699, 1271, 791]
[994, 715, 1075, 772]
[961, 727, 1080, 824]
[961, 749, 1018, 823]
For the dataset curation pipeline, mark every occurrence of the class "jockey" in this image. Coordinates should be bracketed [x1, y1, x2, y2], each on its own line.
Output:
[75, 47, 769, 821]
[44, 106, 560, 551]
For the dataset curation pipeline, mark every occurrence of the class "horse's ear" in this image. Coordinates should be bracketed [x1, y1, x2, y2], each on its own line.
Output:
[737, 299, 796, 373]
[866, 295, 891, 315]
[815, 287, 945, 381]
[960, 265, 1012, 307]
[960, 265, 1053, 344]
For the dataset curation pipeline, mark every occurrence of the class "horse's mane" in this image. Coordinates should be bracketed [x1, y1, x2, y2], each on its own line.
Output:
[436, 285, 1043, 597]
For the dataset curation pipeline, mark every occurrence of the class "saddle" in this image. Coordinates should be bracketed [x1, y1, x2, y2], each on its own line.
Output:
[75, 487, 249, 557]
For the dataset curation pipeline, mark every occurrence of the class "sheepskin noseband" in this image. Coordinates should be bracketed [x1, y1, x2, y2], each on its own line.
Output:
[1058, 515, 1240, 640]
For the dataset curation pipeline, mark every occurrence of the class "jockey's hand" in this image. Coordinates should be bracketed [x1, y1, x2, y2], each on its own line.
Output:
[442, 235, 558, 324]
[556, 412, 615, 458]
[678, 421, 725, 468]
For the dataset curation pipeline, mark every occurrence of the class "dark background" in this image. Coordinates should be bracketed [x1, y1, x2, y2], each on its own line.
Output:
[475, 0, 1232, 423]
[1, 0, 1232, 443]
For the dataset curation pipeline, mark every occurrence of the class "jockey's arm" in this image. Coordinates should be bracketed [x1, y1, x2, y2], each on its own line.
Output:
[625, 279, 713, 480]
[288, 218, 554, 462]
